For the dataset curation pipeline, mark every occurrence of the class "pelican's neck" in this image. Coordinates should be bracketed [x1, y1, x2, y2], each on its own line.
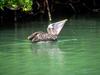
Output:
[47, 28, 57, 36]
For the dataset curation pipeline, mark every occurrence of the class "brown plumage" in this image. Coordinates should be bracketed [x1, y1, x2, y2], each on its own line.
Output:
[28, 19, 68, 42]
[28, 31, 57, 42]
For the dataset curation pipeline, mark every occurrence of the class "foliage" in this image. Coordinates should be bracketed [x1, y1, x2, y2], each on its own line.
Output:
[0, 0, 33, 11]
[0, 0, 5, 9]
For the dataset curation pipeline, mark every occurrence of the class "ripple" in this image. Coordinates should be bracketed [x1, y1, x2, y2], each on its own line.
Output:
[58, 39, 78, 43]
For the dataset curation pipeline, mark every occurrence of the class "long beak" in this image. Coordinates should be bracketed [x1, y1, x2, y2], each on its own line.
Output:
[49, 19, 68, 35]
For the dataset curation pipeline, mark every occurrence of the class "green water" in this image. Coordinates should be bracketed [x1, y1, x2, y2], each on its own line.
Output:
[0, 15, 100, 75]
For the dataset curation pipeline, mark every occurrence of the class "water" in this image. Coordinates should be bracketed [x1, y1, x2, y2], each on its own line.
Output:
[0, 15, 100, 75]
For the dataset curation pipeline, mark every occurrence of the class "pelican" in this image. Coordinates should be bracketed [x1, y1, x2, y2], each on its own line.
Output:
[28, 19, 68, 42]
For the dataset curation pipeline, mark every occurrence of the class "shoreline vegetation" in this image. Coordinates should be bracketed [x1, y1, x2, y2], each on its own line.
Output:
[0, 0, 100, 24]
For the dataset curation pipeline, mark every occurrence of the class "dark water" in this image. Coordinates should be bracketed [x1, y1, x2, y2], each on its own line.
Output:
[0, 15, 100, 75]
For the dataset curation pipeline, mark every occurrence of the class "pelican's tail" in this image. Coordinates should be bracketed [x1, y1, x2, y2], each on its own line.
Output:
[28, 32, 39, 40]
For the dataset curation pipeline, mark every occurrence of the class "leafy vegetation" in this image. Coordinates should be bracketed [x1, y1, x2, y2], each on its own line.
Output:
[0, 0, 32, 11]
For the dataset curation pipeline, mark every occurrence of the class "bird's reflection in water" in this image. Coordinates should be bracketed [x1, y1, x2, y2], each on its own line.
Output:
[32, 41, 63, 61]
[31, 42, 64, 74]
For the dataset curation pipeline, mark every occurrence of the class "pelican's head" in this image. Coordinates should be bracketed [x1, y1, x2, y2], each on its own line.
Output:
[47, 19, 68, 35]
[47, 24, 57, 35]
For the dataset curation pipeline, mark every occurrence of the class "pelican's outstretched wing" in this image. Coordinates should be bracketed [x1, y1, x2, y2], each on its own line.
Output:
[47, 19, 68, 35]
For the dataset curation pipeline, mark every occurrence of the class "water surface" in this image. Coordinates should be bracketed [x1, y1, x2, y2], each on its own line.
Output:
[0, 15, 100, 75]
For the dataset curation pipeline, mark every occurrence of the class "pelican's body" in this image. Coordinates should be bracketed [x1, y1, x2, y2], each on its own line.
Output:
[28, 31, 57, 42]
[28, 19, 68, 42]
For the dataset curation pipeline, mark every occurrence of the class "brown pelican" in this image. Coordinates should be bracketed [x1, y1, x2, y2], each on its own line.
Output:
[28, 19, 68, 42]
